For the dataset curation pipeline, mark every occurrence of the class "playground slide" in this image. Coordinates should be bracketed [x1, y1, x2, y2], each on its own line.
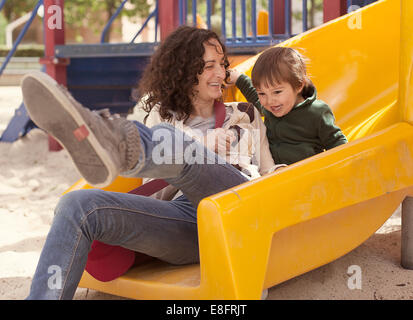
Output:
[76, 0, 413, 299]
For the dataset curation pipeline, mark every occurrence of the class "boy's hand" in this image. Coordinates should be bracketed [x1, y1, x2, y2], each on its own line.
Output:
[225, 69, 241, 87]
[271, 164, 288, 173]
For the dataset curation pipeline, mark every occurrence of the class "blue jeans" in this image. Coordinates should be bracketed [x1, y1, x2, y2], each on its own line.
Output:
[27, 122, 248, 299]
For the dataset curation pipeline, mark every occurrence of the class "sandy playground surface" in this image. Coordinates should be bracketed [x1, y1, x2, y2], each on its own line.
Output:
[1, 85, 413, 300]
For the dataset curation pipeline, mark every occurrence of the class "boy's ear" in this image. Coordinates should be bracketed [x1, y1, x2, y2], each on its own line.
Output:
[296, 82, 305, 94]
[299, 76, 311, 93]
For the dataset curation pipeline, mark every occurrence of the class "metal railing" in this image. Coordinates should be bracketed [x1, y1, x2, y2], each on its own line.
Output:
[101, 0, 378, 49]
[0, 0, 380, 72]
[178, 0, 307, 48]
[178, 0, 377, 49]
[100, 0, 159, 44]
[130, 3, 158, 43]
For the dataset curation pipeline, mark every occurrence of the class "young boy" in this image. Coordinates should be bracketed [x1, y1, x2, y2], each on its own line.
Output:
[228, 47, 347, 165]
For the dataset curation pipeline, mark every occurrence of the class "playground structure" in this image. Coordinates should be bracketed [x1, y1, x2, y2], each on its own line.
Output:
[2, 0, 413, 300]
[0, 0, 376, 144]
[73, 0, 413, 299]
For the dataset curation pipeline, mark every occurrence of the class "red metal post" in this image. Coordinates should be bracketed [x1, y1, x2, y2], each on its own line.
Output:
[323, 0, 347, 23]
[41, 0, 67, 151]
[158, 0, 180, 40]
[272, 0, 291, 35]
[41, 0, 67, 85]
[273, 0, 285, 34]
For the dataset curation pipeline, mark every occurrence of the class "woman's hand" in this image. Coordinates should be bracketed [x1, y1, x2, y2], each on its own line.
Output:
[204, 128, 236, 154]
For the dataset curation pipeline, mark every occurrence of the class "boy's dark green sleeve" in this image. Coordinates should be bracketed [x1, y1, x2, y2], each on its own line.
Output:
[318, 108, 348, 150]
[235, 74, 264, 114]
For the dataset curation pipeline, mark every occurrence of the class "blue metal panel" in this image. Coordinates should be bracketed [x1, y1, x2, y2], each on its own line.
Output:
[66, 57, 149, 86]
[55, 43, 157, 58]
[0, 103, 36, 142]
[65, 55, 151, 114]
[69, 88, 136, 113]
[348, 0, 377, 7]
[55, 42, 155, 115]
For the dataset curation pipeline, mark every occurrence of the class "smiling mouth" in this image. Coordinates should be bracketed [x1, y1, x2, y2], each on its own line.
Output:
[270, 105, 282, 112]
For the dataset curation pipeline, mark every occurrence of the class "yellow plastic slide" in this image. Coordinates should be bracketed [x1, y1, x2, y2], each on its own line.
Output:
[73, 0, 413, 299]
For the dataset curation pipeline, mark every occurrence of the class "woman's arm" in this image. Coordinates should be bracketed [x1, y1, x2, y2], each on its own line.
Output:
[249, 107, 277, 175]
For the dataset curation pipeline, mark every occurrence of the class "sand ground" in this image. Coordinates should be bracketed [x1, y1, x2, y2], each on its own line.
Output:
[1, 86, 412, 300]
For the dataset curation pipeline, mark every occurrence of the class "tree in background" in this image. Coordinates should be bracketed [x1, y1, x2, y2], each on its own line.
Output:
[0, 0, 151, 43]
[1, 0, 37, 22]
[64, 0, 151, 42]
[1, 0, 326, 44]
[0, 13, 7, 45]
[308, 0, 323, 29]
[292, 0, 324, 30]
[0, 0, 38, 46]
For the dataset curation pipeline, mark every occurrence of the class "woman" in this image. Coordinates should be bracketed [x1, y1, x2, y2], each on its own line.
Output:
[22, 26, 278, 299]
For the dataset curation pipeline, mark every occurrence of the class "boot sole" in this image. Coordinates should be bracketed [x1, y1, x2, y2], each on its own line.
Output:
[21, 72, 118, 188]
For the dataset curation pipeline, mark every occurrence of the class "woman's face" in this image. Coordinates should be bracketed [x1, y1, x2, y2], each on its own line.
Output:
[192, 38, 226, 106]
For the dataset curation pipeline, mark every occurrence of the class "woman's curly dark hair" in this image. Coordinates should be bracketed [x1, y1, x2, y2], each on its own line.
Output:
[136, 26, 230, 123]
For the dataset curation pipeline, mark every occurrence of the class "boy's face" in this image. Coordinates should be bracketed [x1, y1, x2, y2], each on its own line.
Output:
[256, 81, 304, 118]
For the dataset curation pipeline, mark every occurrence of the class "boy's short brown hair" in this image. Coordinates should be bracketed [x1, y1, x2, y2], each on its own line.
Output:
[251, 47, 313, 96]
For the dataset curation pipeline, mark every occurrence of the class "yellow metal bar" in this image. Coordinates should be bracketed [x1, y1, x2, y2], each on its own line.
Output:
[399, 0, 413, 123]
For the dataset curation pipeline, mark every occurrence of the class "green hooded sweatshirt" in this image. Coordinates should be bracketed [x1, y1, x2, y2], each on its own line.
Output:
[236, 74, 347, 165]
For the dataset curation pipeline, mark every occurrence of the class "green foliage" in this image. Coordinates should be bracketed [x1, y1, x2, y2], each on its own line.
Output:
[0, 0, 152, 42]
[307, 0, 324, 28]
[0, 0, 38, 21]
[0, 0, 325, 44]
[64, 0, 151, 41]
[0, 44, 44, 57]
[0, 13, 7, 45]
